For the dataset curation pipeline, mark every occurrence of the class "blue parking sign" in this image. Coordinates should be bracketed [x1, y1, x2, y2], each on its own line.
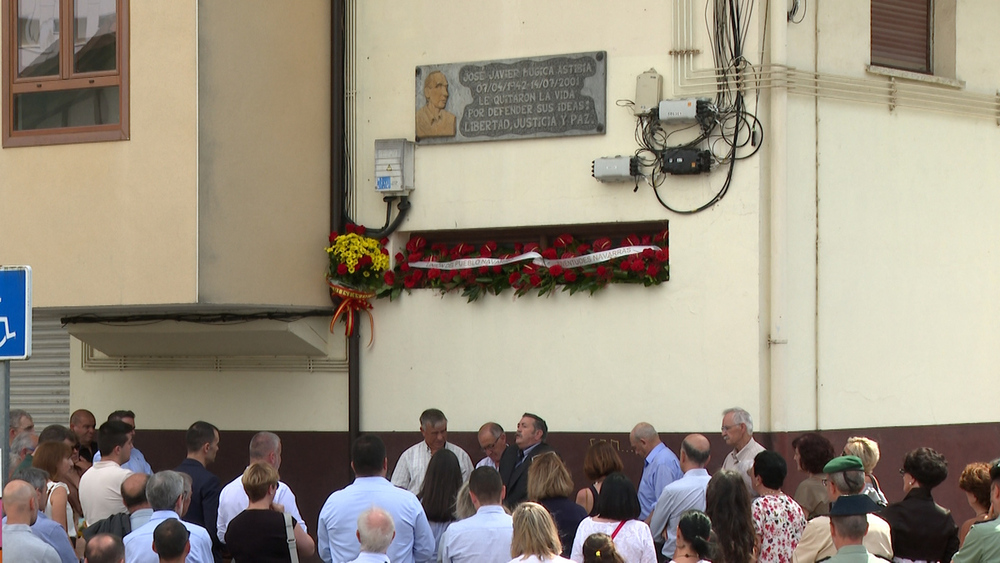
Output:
[0, 266, 31, 360]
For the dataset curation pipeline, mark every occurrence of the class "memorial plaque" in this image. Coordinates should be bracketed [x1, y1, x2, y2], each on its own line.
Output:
[415, 51, 606, 144]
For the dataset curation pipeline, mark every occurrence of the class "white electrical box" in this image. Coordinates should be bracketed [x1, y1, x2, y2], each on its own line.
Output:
[658, 99, 699, 123]
[374, 139, 414, 195]
[635, 69, 662, 116]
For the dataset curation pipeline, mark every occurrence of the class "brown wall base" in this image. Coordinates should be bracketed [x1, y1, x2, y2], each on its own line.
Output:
[140, 421, 1000, 562]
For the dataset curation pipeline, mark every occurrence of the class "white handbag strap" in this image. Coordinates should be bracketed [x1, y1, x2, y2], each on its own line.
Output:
[283, 511, 299, 563]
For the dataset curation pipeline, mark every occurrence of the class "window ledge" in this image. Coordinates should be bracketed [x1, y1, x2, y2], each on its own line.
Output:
[866, 65, 965, 89]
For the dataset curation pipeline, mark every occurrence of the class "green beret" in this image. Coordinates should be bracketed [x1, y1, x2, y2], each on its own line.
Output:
[823, 455, 865, 474]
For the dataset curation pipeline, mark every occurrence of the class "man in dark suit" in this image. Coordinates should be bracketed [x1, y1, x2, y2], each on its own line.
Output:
[498, 413, 554, 509]
[174, 420, 222, 563]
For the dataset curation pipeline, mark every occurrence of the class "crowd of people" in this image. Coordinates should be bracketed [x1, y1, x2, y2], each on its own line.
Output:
[3, 406, 1000, 563]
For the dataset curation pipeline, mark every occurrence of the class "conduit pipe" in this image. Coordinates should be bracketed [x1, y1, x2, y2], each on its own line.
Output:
[767, 0, 788, 433]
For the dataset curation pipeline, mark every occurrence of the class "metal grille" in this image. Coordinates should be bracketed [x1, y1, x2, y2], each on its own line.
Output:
[871, 0, 932, 74]
[10, 314, 71, 427]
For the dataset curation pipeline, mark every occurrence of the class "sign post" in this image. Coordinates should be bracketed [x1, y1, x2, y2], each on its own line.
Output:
[0, 265, 32, 489]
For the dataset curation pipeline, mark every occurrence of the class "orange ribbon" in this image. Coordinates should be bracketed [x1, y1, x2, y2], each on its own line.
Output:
[328, 281, 376, 346]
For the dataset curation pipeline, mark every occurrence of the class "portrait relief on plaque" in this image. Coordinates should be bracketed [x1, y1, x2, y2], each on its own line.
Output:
[415, 70, 457, 139]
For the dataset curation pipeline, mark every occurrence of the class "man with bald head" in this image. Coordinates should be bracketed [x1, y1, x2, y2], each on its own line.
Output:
[2, 479, 62, 562]
[84, 533, 125, 563]
[631, 422, 683, 521]
[71, 408, 99, 464]
[647, 434, 712, 562]
[216, 431, 306, 543]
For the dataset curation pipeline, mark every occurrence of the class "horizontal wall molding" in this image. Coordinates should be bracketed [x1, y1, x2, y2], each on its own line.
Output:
[80, 341, 349, 372]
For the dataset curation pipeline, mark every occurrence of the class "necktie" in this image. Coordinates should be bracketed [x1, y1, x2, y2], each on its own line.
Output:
[516, 449, 526, 467]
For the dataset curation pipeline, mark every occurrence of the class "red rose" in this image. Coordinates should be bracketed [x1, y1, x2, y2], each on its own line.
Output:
[647, 265, 660, 277]
[403, 276, 416, 289]
[561, 251, 575, 259]
[411, 270, 424, 283]
[642, 248, 655, 259]
[529, 274, 542, 286]
[631, 260, 646, 272]
[395, 252, 405, 263]
[509, 273, 521, 285]
[400, 262, 411, 272]
[597, 265, 608, 277]
[345, 224, 356, 234]
[381, 248, 389, 255]
[548, 265, 564, 277]
[359, 255, 373, 267]
[328, 232, 338, 243]
[593, 237, 612, 252]
[380, 238, 389, 246]
[459, 269, 472, 278]
[655, 249, 668, 262]
[337, 263, 348, 275]
[542, 248, 557, 260]
[428, 269, 441, 280]
[384, 271, 395, 285]
[478, 266, 489, 275]
[564, 271, 577, 283]
[492, 265, 502, 274]
[554, 233, 574, 248]
[620, 260, 632, 272]
[355, 225, 367, 236]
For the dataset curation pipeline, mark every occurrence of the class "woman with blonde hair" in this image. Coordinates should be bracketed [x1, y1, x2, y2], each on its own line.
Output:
[529, 451, 587, 557]
[225, 462, 316, 562]
[575, 441, 624, 516]
[843, 436, 887, 506]
[508, 502, 573, 562]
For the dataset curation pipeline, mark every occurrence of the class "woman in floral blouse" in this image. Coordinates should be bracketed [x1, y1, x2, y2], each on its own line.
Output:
[750, 450, 807, 563]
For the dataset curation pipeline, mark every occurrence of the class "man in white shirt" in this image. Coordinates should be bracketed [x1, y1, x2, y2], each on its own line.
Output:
[476, 422, 508, 470]
[123, 470, 214, 563]
[720, 407, 766, 493]
[440, 466, 513, 563]
[80, 419, 135, 524]
[216, 431, 306, 543]
[347, 507, 396, 563]
[391, 408, 474, 494]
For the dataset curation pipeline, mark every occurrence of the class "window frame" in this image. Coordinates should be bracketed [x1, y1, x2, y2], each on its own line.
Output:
[2, 0, 129, 148]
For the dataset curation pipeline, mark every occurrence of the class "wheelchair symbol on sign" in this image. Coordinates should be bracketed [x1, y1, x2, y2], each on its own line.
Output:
[0, 298, 16, 349]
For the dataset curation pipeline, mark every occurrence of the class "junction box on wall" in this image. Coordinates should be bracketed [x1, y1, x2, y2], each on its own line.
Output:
[374, 139, 414, 195]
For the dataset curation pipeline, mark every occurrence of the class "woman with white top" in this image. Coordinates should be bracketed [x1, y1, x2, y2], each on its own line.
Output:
[570, 472, 656, 563]
[32, 442, 76, 534]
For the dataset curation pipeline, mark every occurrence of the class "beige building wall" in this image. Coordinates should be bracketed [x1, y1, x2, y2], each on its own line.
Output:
[197, 0, 332, 307]
[1, 2, 200, 308]
[353, 0, 766, 433]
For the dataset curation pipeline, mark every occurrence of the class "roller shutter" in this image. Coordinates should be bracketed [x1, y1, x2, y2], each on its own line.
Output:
[10, 314, 71, 427]
[871, 0, 932, 74]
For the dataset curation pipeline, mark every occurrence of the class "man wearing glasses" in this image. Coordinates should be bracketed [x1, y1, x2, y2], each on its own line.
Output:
[720, 407, 766, 493]
[476, 422, 508, 470]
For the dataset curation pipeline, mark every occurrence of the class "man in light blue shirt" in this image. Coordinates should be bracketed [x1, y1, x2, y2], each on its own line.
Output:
[3, 468, 78, 563]
[94, 410, 153, 474]
[631, 422, 683, 521]
[123, 470, 214, 563]
[439, 466, 513, 563]
[647, 434, 712, 560]
[318, 435, 435, 563]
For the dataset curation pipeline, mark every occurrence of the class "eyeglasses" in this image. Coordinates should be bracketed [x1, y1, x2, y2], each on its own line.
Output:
[899, 468, 907, 475]
[821, 478, 829, 486]
[481, 438, 501, 453]
[721, 425, 734, 432]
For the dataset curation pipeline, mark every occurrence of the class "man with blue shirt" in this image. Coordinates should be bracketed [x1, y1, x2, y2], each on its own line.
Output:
[2, 478, 62, 562]
[318, 434, 435, 563]
[3, 468, 78, 563]
[647, 434, 712, 562]
[94, 410, 153, 474]
[439, 466, 513, 563]
[123, 470, 214, 563]
[631, 422, 683, 521]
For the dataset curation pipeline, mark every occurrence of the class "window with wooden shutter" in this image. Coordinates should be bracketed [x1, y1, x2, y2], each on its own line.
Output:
[871, 0, 932, 74]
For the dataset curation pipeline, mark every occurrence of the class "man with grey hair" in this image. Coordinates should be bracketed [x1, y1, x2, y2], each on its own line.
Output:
[348, 506, 396, 562]
[123, 470, 214, 563]
[792, 456, 892, 563]
[825, 494, 883, 562]
[9, 408, 35, 444]
[720, 407, 766, 492]
[2, 468, 78, 563]
[216, 431, 306, 543]
[630, 422, 682, 521]
[10, 429, 38, 475]
[392, 408, 474, 494]
[476, 422, 508, 470]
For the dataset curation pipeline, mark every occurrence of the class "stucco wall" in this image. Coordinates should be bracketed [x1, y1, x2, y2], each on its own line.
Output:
[1, 2, 199, 308]
[197, 0, 332, 307]
[352, 0, 765, 433]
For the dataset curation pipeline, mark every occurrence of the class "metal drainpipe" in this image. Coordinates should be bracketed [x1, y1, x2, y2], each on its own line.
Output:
[330, 0, 357, 482]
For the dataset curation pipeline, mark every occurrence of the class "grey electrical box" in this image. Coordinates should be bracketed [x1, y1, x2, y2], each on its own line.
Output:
[374, 139, 414, 195]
